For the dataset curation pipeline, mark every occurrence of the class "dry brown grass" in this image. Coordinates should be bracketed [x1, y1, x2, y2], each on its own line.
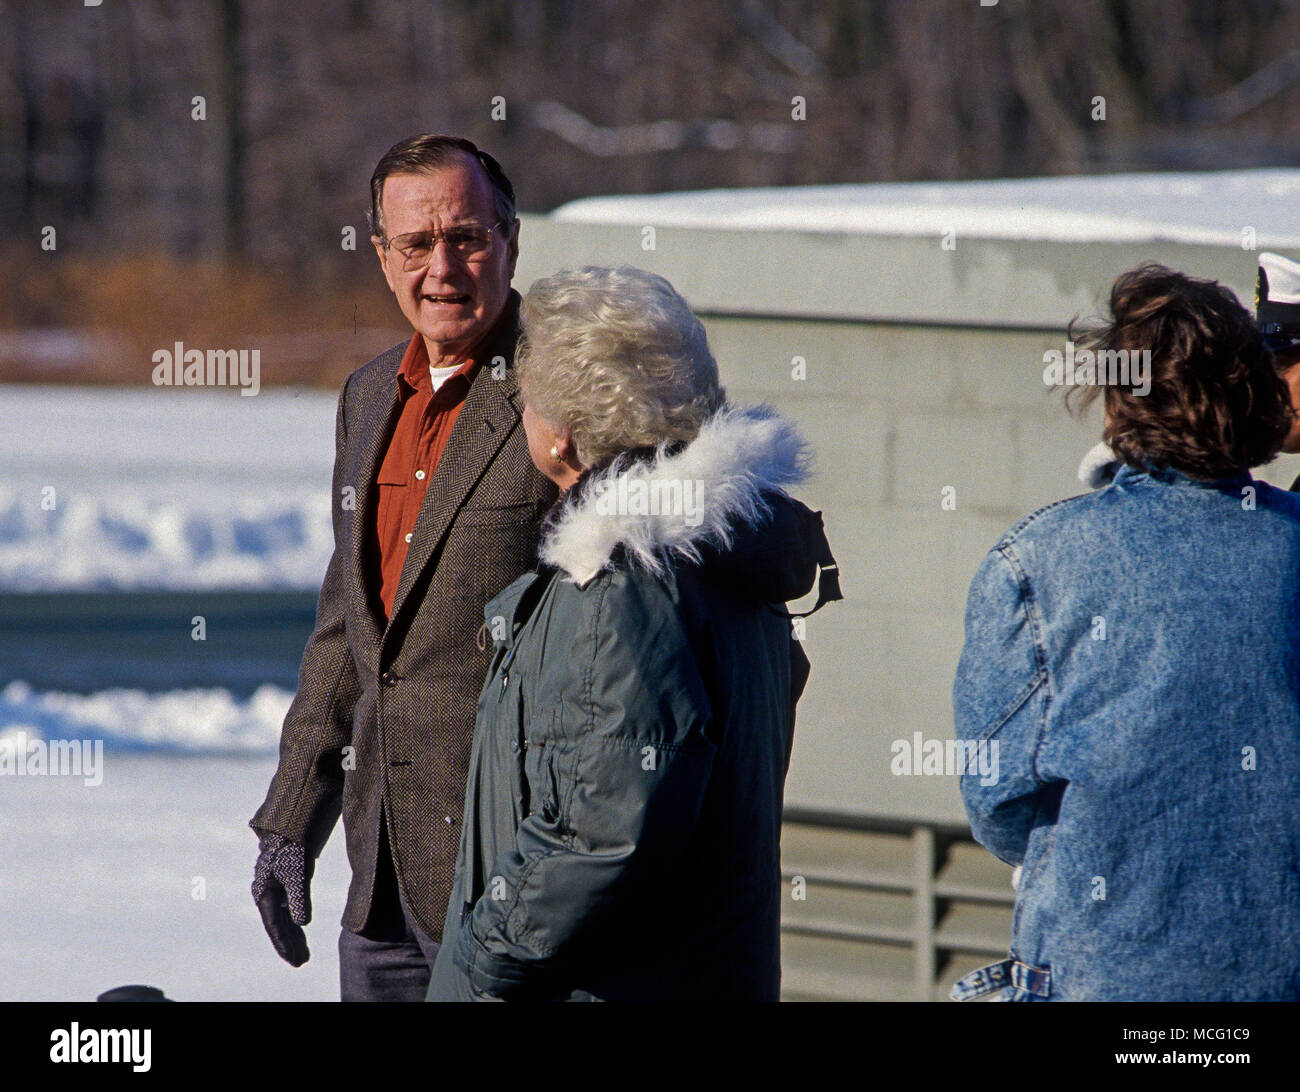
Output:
[0, 248, 409, 388]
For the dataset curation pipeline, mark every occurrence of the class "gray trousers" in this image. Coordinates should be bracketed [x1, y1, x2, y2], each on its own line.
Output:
[339, 819, 441, 1002]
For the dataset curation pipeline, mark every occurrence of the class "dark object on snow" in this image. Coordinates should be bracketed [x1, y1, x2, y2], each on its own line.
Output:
[97, 984, 173, 1002]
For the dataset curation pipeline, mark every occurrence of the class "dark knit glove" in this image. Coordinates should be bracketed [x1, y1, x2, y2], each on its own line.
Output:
[252, 832, 314, 967]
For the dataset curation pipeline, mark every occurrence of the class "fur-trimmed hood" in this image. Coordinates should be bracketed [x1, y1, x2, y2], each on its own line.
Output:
[539, 403, 814, 590]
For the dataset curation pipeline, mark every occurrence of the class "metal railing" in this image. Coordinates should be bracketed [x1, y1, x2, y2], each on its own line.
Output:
[780, 810, 1015, 1001]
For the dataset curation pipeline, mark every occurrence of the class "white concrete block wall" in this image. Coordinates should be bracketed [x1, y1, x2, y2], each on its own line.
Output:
[714, 329, 1089, 822]
[514, 219, 1300, 824]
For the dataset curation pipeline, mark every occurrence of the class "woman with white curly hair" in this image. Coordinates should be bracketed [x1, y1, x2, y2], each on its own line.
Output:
[427, 265, 838, 1001]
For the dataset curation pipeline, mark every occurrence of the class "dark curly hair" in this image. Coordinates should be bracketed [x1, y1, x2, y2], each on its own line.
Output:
[1068, 263, 1293, 478]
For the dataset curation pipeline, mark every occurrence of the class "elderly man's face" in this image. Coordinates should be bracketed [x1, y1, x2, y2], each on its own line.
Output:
[1281, 355, 1300, 453]
[373, 157, 518, 365]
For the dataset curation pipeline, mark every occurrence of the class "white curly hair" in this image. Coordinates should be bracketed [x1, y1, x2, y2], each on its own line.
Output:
[515, 265, 726, 468]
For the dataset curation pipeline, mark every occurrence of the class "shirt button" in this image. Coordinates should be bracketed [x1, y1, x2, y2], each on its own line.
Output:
[415, 470, 426, 481]
[404, 532, 413, 544]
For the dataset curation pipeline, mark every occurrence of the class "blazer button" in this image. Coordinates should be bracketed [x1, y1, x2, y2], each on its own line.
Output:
[380, 670, 397, 686]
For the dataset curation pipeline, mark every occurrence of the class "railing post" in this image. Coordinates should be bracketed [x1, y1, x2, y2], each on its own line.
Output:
[912, 824, 936, 1001]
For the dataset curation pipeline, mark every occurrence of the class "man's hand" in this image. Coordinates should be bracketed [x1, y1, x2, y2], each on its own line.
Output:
[251, 832, 314, 967]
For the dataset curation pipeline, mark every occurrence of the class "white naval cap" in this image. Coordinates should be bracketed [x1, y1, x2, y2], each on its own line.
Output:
[1256, 252, 1300, 351]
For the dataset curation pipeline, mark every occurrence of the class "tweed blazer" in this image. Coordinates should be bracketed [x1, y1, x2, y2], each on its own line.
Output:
[251, 293, 557, 939]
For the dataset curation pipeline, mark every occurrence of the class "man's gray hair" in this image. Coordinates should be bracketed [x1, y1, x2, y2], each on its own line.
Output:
[516, 266, 726, 469]
[368, 133, 516, 239]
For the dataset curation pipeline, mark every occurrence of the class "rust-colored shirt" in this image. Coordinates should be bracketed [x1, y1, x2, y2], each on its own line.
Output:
[373, 334, 480, 619]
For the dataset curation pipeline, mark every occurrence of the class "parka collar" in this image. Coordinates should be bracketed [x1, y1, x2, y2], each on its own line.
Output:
[538, 404, 811, 586]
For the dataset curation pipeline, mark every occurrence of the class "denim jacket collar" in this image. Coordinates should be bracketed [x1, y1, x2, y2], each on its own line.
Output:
[1111, 462, 1254, 492]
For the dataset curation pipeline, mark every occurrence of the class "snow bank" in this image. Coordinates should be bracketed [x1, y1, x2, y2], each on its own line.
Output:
[0, 680, 291, 755]
[551, 169, 1300, 248]
[0, 481, 333, 590]
[0, 385, 337, 591]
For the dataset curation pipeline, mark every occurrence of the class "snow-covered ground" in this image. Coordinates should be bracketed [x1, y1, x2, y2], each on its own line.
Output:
[0, 754, 351, 1001]
[1, 386, 344, 998]
[553, 169, 1300, 248]
[0, 384, 336, 590]
[0, 383, 332, 760]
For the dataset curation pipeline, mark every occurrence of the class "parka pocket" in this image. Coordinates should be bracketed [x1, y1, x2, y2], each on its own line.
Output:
[523, 740, 560, 822]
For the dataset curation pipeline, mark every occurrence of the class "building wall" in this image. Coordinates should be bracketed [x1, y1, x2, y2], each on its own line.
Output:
[514, 218, 1300, 826]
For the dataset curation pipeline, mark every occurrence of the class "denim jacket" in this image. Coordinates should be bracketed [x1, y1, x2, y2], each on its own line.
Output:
[951, 464, 1300, 1001]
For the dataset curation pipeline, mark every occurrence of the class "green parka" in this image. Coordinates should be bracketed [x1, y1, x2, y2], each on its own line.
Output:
[427, 405, 834, 1001]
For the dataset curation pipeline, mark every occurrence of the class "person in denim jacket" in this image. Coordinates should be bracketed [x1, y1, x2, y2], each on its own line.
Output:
[952, 264, 1300, 1002]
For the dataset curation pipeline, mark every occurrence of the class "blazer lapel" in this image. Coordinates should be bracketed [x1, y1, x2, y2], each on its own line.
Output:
[384, 363, 522, 631]
[347, 360, 403, 669]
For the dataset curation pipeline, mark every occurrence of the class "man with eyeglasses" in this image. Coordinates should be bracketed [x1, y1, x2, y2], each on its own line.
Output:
[249, 134, 557, 1000]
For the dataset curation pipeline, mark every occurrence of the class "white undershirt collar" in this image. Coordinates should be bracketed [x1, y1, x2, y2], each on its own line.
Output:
[428, 363, 463, 393]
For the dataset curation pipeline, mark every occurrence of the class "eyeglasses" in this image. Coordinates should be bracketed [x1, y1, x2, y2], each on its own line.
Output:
[382, 222, 505, 270]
